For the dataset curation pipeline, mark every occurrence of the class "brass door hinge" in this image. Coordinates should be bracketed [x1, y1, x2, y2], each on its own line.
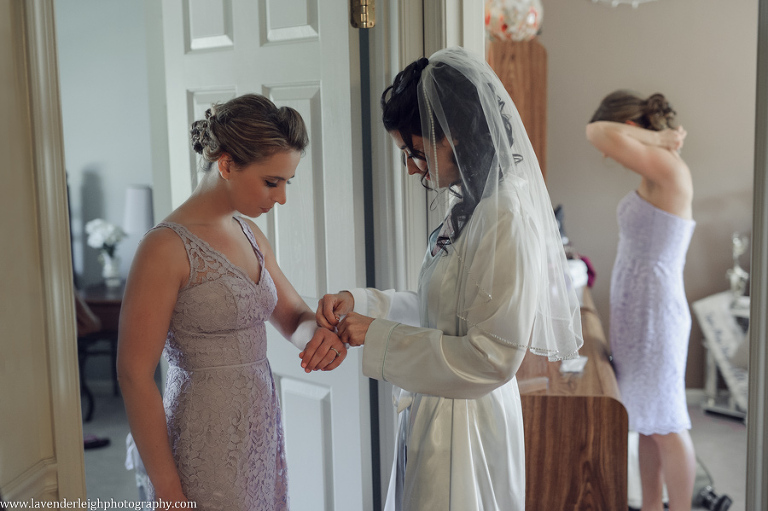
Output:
[351, 0, 375, 28]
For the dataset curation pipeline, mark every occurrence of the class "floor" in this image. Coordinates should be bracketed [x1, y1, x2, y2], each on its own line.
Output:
[81, 388, 748, 510]
[80, 388, 138, 503]
[688, 397, 747, 510]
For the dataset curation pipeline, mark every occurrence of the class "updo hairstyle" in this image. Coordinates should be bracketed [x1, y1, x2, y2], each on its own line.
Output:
[381, 57, 430, 161]
[589, 90, 676, 131]
[190, 93, 309, 171]
[381, 56, 515, 246]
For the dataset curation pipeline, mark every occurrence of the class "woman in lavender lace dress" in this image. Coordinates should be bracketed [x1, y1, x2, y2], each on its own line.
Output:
[117, 94, 347, 510]
[587, 91, 696, 511]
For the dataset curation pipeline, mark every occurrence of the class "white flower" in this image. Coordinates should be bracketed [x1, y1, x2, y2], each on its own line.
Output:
[85, 218, 126, 257]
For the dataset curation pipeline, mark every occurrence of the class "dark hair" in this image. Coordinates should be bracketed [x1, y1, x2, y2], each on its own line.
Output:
[589, 90, 676, 131]
[381, 57, 515, 246]
[381, 57, 429, 161]
[190, 93, 309, 170]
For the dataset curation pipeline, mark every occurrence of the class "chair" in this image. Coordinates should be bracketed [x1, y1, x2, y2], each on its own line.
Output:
[75, 289, 118, 422]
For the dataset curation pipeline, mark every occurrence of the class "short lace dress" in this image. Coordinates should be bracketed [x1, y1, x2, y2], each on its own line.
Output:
[610, 191, 696, 435]
[146, 217, 288, 510]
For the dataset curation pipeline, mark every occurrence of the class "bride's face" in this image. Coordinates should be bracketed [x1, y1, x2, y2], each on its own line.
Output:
[389, 131, 460, 188]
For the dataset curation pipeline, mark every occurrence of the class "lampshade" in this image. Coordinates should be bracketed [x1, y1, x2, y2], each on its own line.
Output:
[123, 185, 154, 235]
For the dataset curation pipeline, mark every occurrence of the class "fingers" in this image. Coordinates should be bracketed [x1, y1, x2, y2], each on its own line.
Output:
[298, 334, 323, 369]
[299, 330, 346, 373]
[300, 340, 327, 372]
[321, 348, 346, 371]
[337, 315, 351, 344]
[337, 313, 366, 347]
[319, 344, 347, 371]
[316, 295, 338, 330]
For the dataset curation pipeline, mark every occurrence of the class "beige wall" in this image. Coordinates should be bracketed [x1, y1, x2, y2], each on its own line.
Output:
[540, 0, 758, 387]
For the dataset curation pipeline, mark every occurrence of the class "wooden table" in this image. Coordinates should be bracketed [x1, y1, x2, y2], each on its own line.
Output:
[79, 282, 124, 421]
[519, 288, 628, 510]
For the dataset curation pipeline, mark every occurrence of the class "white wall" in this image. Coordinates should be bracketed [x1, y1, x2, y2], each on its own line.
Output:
[539, 0, 758, 387]
[55, 0, 154, 287]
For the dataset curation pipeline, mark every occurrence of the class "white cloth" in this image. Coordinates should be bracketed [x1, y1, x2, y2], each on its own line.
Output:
[416, 47, 583, 361]
[354, 179, 534, 511]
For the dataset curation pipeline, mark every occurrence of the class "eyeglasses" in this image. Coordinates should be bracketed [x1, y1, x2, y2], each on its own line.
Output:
[401, 151, 426, 167]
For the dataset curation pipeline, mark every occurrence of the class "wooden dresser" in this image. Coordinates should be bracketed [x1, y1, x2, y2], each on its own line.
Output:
[519, 289, 628, 510]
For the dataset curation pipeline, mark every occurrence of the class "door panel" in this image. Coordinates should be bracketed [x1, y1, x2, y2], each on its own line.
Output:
[162, 1, 369, 509]
[258, 83, 325, 298]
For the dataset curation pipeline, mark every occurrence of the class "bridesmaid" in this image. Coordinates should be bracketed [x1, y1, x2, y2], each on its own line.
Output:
[118, 94, 347, 510]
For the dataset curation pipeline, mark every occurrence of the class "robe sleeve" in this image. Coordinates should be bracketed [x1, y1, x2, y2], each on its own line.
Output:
[361, 208, 537, 400]
[348, 288, 420, 327]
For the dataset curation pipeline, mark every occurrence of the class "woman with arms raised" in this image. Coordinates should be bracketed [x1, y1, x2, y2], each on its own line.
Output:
[118, 94, 346, 510]
[587, 90, 695, 511]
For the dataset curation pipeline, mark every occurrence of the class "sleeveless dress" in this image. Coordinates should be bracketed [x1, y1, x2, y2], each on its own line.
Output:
[147, 217, 289, 510]
[610, 191, 696, 435]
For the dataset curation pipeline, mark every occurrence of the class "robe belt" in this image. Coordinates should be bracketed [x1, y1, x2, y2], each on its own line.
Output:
[393, 387, 414, 413]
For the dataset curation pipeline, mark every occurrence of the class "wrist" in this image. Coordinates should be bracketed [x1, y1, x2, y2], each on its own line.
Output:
[345, 288, 368, 315]
[340, 290, 354, 305]
[290, 319, 317, 350]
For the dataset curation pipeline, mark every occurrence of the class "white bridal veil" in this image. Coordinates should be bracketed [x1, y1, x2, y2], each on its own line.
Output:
[418, 47, 583, 360]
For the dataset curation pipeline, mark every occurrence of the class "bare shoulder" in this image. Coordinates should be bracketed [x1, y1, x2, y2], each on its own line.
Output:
[129, 226, 189, 287]
[137, 226, 186, 257]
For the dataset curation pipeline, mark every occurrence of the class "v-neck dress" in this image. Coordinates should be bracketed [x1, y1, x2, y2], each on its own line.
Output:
[147, 217, 287, 510]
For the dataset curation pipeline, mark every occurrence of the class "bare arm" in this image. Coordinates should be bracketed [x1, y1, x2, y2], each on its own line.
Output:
[586, 121, 687, 183]
[116, 229, 188, 502]
[242, 218, 346, 371]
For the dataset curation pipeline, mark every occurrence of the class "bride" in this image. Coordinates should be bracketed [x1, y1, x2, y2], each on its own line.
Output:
[302, 46, 583, 510]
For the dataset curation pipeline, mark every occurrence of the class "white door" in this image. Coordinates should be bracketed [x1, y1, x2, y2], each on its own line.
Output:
[160, 1, 370, 510]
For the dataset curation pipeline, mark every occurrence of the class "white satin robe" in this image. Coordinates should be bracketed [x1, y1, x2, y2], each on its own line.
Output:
[350, 187, 538, 511]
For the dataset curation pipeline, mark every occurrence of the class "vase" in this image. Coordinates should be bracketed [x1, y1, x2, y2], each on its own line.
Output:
[101, 252, 121, 288]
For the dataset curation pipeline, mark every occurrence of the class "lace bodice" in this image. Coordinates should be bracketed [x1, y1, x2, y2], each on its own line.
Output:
[157, 218, 278, 369]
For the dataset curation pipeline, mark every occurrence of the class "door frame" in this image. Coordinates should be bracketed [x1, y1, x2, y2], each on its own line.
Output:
[746, 0, 768, 506]
[364, 0, 484, 505]
[18, 0, 86, 499]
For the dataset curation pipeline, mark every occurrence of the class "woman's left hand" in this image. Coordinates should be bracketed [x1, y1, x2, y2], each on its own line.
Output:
[299, 327, 347, 373]
[337, 312, 374, 347]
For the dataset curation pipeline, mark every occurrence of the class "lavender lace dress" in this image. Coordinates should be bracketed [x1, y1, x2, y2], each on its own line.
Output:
[610, 191, 696, 435]
[146, 218, 289, 510]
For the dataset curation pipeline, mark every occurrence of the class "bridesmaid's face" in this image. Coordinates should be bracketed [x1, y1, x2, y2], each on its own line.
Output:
[218, 150, 300, 217]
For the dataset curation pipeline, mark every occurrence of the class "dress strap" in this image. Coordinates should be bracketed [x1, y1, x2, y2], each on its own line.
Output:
[154, 221, 243, 289]
[233, 217, 266, 267]
[152, 222, 198, 289]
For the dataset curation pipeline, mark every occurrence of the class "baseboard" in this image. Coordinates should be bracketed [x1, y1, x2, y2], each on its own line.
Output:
[1, 459, 58, 502]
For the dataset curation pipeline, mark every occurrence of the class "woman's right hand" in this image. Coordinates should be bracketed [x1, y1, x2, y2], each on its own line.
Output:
[658, 126, 686, 153]
[316, 291, 354, 330]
